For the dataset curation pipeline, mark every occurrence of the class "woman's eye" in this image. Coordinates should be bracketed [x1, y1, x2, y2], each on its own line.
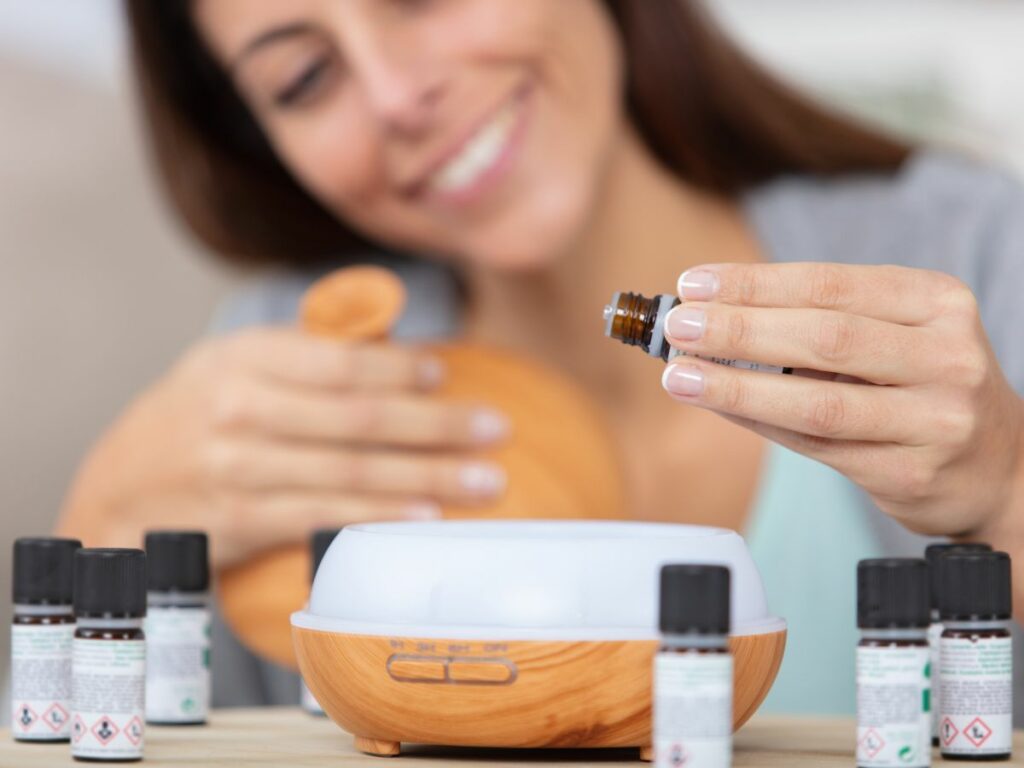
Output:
[273, 56, 335, 108]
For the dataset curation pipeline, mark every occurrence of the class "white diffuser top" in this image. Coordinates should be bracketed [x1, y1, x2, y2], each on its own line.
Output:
[292, 521, 784, 641]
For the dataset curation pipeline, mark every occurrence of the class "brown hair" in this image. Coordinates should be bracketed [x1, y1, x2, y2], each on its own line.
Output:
[125, 0, 909, 267]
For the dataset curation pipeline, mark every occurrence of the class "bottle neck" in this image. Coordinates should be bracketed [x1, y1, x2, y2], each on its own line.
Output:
[942, 619, 1010, 632]
[14, 603, 73, 617]
[75, 616, 145, 630]
[660, 632, 729, 650]
[147, 590, 210, 608]
[859, 627, 928, 642]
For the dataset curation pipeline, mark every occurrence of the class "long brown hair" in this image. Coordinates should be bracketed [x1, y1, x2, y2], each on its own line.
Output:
[125, 0, 909, 267]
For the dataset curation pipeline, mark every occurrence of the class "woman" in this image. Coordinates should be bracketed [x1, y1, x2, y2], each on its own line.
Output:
[58, 0, 1024, 712]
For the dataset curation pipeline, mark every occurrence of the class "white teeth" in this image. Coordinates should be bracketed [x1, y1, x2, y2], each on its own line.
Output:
[430, 100, 518, 195]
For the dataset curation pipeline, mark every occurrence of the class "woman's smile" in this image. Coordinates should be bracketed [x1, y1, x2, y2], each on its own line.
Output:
[410, 80, 533, 211]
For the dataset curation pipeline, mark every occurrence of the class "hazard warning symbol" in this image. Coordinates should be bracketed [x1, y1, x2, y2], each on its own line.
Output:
[42, 703, 69, 732]
[72, 716, 87, 743]
[964, 718, 993, 748]
[667, 743, 689, 766]
[124, 716, 144, 746]
[15, 703, 37, 732]
[941, 718, 960, 747]
[91, 716, 119, 745]
[859, 728, 885, 759]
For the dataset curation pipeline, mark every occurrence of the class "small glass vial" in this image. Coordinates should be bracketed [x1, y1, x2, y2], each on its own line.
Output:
[143, 531, 210, 726]
[938, 551, 1012, 762]
[604, 291, 793, 373]
[856, 559, 931, 768]
[10, 537, 82, 742]
[301, 528, 341, 716]
[71, 549, 147, 763]
[924, 543, 991, 747]
[653, 564, 732, 768]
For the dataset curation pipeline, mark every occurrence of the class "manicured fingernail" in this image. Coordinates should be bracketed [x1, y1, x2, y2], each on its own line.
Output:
[459, 462, 506, 496]
[662, 365, 705, 397]
[404, 502, 442, 521]
[471, 409, 511, 443]
[665, 306, 706, 341]
[678, 270, 720, 300]
[417, 358, 446, 389]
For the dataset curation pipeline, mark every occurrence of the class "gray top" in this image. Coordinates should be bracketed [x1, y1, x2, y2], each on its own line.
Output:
[206, 151, 1024, 713]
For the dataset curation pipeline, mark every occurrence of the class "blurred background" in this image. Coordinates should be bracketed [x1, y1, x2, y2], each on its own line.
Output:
[2, 0, 1024, 712]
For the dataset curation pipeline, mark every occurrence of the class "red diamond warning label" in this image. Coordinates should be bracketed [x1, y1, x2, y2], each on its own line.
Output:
[859, 728, 885, 759]
[42, 703, 69, 732]
[124, 716, 143, 746]
[666, 743, 689, 766]
[72, 716, 87, 743]
[15, 703, 37, 732]
[91, 716, 119, 745]
[964, 718, 993, 748]
[941, 718, 960, 747]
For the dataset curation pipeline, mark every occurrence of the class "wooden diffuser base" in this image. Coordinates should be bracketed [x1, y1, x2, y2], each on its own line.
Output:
[293, 627, 786, 758]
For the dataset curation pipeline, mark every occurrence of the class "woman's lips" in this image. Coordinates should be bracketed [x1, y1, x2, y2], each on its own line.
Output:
[416, 83, 532, 209]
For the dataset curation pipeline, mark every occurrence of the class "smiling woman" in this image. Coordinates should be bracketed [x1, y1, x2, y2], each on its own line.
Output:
[58, 0, 1024, 716]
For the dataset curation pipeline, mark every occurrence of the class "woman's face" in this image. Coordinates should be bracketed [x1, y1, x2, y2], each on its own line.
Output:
[194, 0, 623, 270]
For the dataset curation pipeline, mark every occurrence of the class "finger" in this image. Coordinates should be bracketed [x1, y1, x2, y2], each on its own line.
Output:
[678, 263, 964, 326]
[218, 386, 510, 449]
[664, 303, 941, 385]
[231, 328, 444, 392]
[661, 359, 934, 444]
[208, 440, 507, 503]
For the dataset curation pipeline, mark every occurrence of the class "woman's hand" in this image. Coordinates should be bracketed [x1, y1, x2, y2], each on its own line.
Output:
[661, 262, 1024, 540]
[57, 328, 508, 569]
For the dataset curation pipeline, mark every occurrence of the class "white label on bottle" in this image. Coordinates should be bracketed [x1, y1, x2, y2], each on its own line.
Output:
[71, 638, 145, 760]
[856, 645, 931, 767]
[927, 622, 943, 742]
[939, 635, 1012, 756]
[653, 652, 732, 768]
[300, 680, 324, 715]
[668, 349, 787, 374]
[11, 623, 74, 740]
[144, 606, 211, 723]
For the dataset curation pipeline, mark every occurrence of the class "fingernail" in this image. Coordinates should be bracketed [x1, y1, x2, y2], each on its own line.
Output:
[662, 364, 705, 397]
[678, 270, 720, 301]
[459, 462, 507, 496]
[404, 502, 442, 521]
[471, 409, 511, 443]
[417, 358, 446, 389]
[665, 306, 706, 341]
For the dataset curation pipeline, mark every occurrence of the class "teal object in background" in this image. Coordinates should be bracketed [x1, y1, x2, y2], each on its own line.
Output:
[745, 444, 881, 715]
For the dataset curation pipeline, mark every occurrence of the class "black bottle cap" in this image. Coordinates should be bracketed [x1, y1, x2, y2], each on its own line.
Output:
[311, 528, 342, 584]
[73, 548, 147, 618]
[857, 558, 930, 629]
[924, 542, 992, 612]
[659, 564, 730, 635]
[938, 551, 1012, 621]
[12, 537, 82, 605]
[144, 531, 209, 592]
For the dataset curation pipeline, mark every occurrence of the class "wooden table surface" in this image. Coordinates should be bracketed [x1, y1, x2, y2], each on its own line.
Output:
[3, 708, 1023, 766]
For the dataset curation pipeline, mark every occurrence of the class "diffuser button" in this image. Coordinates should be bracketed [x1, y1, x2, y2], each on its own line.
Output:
[387, 657, 447, 682]
[448, 660, 516, 685]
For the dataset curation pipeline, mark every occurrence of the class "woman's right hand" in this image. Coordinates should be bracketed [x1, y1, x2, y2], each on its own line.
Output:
[56, 328, 509, 569]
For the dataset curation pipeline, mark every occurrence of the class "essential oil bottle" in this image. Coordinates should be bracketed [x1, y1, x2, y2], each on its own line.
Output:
[603, 291, 793, 373]
[10, 537, 82, 742]
[856, 558, 931, 768]
[301, 528, 341, 716]
[71, 549, 147, 763]
[143, 531, 210, 725]
[653, 564, 732, 768]
[924, 543, 991, 746]
[938, 551, 1012, 762]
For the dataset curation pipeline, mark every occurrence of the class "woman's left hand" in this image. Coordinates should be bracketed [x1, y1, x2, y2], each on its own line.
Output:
[661, 262, 1024, 540]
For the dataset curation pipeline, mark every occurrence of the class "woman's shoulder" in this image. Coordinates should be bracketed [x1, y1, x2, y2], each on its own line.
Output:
[745, 149, 1024, 275]
[208, 255, 463, 341]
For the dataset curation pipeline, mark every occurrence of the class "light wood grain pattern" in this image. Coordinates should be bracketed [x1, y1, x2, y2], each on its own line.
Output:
[294, 629, 786, 752]
[220, 266, 627, 669]
[4, 708, 1023, 766]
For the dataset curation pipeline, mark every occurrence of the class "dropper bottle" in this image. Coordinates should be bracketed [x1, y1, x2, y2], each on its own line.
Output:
[604, 291, 792, 373]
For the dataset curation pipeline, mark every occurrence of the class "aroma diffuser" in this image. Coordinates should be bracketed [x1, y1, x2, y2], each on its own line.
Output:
[292, 521, 786, 758]
[219, 267, 627, 668]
